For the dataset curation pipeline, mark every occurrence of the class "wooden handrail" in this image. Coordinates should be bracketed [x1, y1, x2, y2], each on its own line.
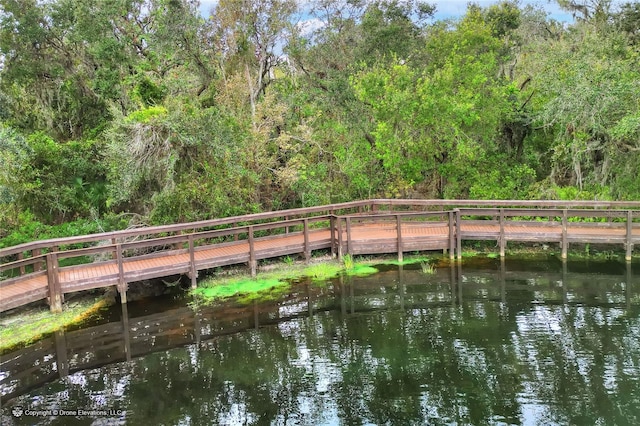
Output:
[2, 201, 639, 275]
[0, 200, 373, 257]
[4, 199, 640, 258]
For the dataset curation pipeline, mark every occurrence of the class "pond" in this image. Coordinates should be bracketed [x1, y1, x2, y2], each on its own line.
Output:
[1, 256, 639, 425]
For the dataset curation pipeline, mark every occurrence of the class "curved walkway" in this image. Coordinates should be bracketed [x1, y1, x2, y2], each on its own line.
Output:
[1, 200, 639, 312]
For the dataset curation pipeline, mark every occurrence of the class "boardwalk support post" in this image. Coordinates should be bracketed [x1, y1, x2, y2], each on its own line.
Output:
[188, 234, 198, 289]
[248, 226, 257, 277]
[54, 329, 69, 378]
[121, 303, 131, 362]
[46, 252, 63, 313]
[303, 219, 311, 263]
[455, 209, 462, 261]
[561, 209, 568, 260]
[626, 210, 633, 262]
[499, 208, 506, 258]
[396, 215, 403, 263]
[116, 244, 127, 304]
[448, 211, 455, 260]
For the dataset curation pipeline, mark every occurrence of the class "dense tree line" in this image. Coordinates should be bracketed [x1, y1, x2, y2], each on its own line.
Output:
[1, 0, 639, 243]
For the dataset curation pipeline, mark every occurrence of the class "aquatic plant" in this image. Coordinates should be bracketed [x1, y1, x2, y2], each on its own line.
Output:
[420, 261, 436, 275]
[342, 254, 354, 270]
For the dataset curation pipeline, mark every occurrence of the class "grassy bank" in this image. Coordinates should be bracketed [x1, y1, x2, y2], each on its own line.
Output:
[0, 296, 110, 353]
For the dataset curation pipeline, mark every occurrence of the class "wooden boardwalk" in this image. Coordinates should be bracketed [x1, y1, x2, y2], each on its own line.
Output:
[1, 199, 639, 313]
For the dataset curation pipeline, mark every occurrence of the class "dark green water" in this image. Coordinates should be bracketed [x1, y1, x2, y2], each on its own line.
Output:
[1, 257, 639, 425]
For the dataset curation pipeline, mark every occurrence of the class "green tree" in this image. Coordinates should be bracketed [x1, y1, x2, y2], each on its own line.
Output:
[353, 7, 527, 198]
[518, 20, 640, 199]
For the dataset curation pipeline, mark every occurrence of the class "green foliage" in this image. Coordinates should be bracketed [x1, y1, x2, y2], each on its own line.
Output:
[0, 210, 125, 248]
[125, 106, 168, 124]
[353, 9, 512, 197]
[469, 161, 536, 199]
[0, 128, 108, 223]
[1, 0, 639, 247]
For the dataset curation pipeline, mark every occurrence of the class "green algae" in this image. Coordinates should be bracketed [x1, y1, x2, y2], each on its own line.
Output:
[191, 257, 382, 306]
[346, 264, 379, 276]
[378, 255, 431, 266]
[192, 278, 289, 302]
[0, 296, 110, 353]
[302, 263, 344, 281]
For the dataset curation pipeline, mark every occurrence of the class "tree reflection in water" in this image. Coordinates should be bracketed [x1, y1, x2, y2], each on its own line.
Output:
[1, 259, 639, 425]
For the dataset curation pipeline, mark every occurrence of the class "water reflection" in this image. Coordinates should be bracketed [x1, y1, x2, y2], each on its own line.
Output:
[1, 260, 639, 425]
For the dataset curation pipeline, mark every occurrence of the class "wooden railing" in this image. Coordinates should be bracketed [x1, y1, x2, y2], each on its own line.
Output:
[1, 200, 639, 313]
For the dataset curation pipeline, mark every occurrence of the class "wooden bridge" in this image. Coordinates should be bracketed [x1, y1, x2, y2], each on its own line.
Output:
[1, 199, 639, 313]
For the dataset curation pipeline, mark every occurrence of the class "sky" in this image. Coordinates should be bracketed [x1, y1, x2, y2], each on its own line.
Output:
[431, 0, 573, 21]
[198, 0, 577, 23]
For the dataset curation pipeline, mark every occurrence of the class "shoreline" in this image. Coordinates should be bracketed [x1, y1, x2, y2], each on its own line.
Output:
[1, 247, 636, 352]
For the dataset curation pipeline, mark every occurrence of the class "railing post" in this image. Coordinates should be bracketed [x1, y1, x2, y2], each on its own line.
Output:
[111, 238, 117, 260]
[188, 234, 198, 289]
[173, 230, 184, 250]
[17, 252, 25, 275]
[46, 252, 63, 313]
[448, 211, 455, 260]
[330, 216, 336, 257]
[33, 248, 44, 271]
[626, 210, 633, 262]
[116, 244, 127, 304]
[303, 218, 311, 263]
[396, 215, 403, 263]
[455, 209, 462, 261]
[248, 226, 257, 277]
[337, 218, 344, 258]
[285, 216, 290, 234]
[499, 208, 506, 258]
[346, 217, 353, 255]
[234, 223, 239, 241]
[561, 209, 568, 260]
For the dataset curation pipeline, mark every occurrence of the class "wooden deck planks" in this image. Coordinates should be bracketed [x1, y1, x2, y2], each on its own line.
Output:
[1, 219, 638, 312]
